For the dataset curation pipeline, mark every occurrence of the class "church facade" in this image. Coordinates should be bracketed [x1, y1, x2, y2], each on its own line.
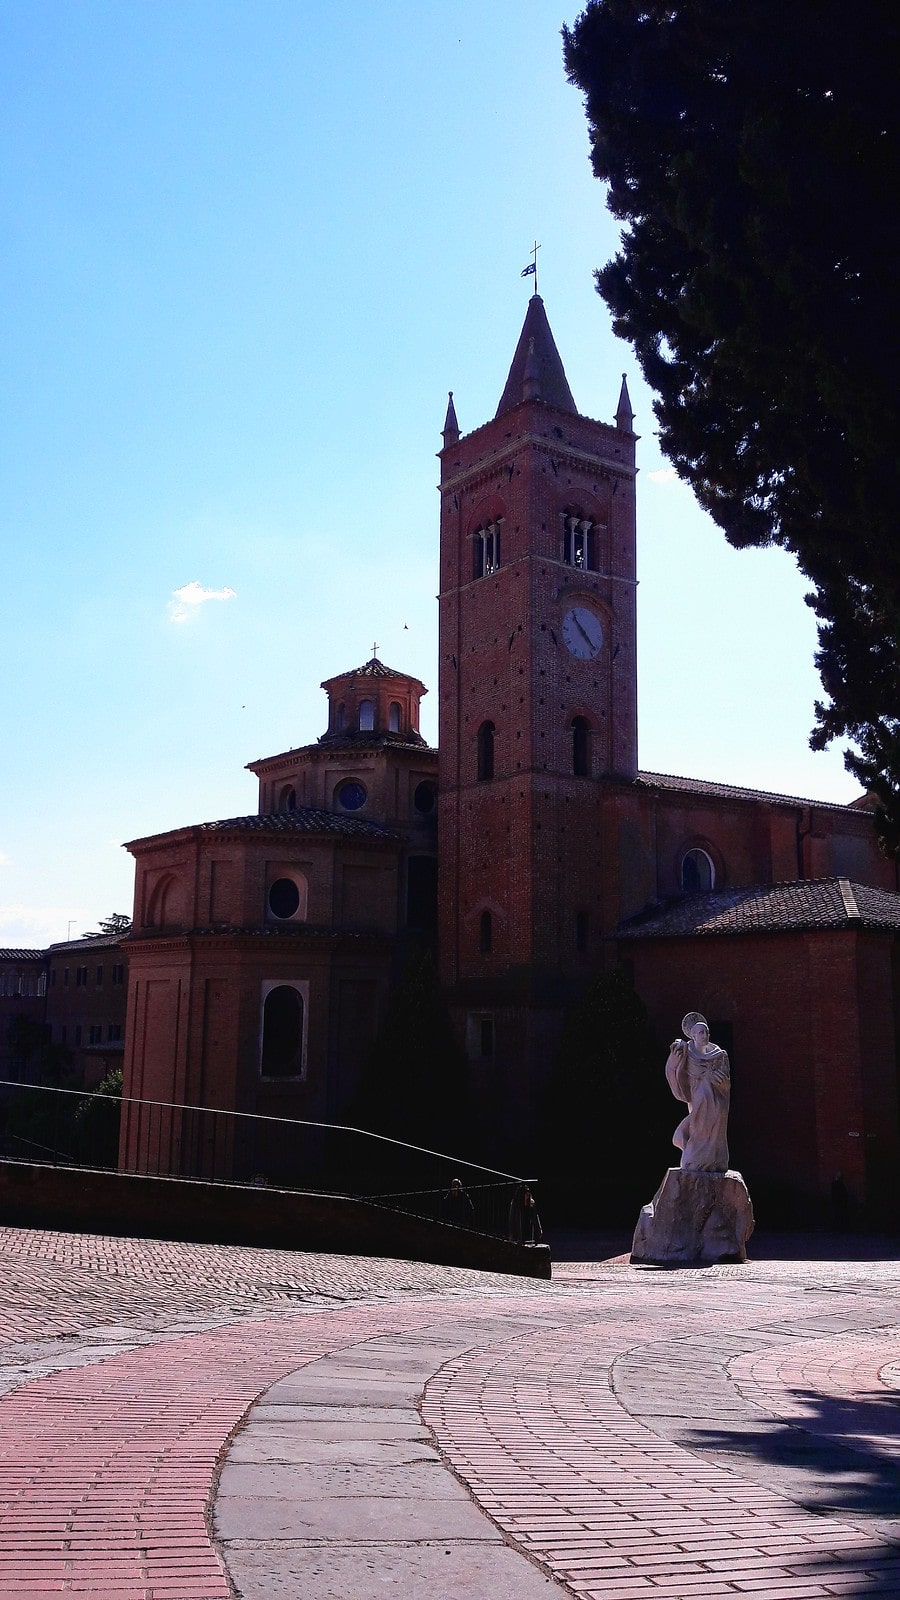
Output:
[121, 297, 900, 1219]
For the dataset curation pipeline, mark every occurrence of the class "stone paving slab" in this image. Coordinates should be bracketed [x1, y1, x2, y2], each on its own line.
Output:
[0, 1226, 898, 1596]
[220, 1538, 565, 1599]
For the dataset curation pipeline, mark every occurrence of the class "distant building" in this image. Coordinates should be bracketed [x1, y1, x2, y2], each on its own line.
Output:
[121, 659, 437, 1168]
[119, 296, 900, 1219]
[0, 938, 127, 1089]
[0, 951, 48, 1080]
[44, 935, 128, 1088]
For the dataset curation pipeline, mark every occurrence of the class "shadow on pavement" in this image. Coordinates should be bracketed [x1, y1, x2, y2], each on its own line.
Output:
[686, 1385, 900, 1520]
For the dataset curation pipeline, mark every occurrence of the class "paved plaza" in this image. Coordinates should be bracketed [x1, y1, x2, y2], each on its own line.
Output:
[0, 1225, 898, 1597]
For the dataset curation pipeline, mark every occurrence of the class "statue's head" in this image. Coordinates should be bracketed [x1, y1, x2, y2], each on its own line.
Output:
[682, 1010, 709, 1046]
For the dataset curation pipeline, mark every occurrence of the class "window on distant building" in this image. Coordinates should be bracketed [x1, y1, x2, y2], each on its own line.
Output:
[336, 779, 367, 812]
[576, 910, 589, 952]
[267, 874, 308, 923]
[561, 512, 595, 571]
[279, 785, 297, 811]
[465, 1012, 495, 1060]
[477, 721, 495, 781]
[88, 1024, 102, 1045]
[96, 966, 103, 986]
[73, 1025, 82, 1046]
[63, 968, 69, 987]
[406, 856, 437, 931]
[681, 848, 715, 893]
[260, 982, 307, 1078]
[572, 716, 591, 777]
[389, 701, 402, 733]
[479, 910, 493, 954]
[472, 520, 501, 579]
[414, 780, 436, 815]
[358, 699, 375, 731]
[76, 966, 88, 987]
[107, 1024, 122, 1042]
[112, 964, 125, 985]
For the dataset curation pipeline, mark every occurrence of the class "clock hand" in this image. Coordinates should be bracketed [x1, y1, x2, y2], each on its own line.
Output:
[575, 617, 595, 649]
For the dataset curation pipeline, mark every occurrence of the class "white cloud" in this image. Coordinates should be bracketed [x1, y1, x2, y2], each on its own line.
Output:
[168, 580, 237, 624]
[645, 467, 687, 490]
[0, 904, 83, 948]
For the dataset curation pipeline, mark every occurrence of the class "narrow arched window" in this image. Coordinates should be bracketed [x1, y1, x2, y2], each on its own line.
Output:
[279, 784, 297, 812]
[479, 910, 493, 954]
[336, 703, 347, 731]
[473, 520, 501, 578]
[261, 985, 304, 1077]
[681, 848, 715, 893]
[477, 720, 495, 781]
[572, 716, 590, 777]
[358, 699, 375, 731]
[388, 700, 402, 733]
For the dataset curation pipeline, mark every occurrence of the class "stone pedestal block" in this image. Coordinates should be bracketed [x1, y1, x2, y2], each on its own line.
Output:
[631, 1167, 754, 1266]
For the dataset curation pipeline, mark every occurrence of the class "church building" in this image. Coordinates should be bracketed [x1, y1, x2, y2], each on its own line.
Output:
[121, 296, 900, 1220]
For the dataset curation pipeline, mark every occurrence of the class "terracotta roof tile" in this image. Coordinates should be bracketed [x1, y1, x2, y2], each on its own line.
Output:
[198, 807, 400, 840]
[46, 934, 125, 953]
[617, 878, 900, 939]
[316, 730, 432, 751]
[0, 949, 45, 962]
[635, 769, 868, 814]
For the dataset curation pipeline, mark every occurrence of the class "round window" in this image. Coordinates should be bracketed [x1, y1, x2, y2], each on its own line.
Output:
[268, 877, 301, 919]
[337, 780, 367, 811]
[414, 781, 436, 815]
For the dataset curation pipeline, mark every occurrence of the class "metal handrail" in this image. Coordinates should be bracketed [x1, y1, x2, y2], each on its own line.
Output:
[0, 1078, 537, 1239]
[0, 1078, 532, 1187]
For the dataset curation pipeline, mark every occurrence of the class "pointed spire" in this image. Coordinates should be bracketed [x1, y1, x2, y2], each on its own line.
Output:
[442, 390, 460, 446]
[495, 296, 578, 419]
[523, 336, 541, 402]
[615, 372, 635, 432]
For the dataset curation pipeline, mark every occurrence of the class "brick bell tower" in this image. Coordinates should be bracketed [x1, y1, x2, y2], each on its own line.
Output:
[437, 294, 637, 1154]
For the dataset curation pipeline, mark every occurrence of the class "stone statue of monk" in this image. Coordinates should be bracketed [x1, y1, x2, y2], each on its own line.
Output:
[665, 1011, 730, 1174]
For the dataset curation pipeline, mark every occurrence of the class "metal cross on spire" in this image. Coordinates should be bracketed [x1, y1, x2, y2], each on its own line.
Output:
[371, 640, 380, 659]
[520, 240, 541, 295]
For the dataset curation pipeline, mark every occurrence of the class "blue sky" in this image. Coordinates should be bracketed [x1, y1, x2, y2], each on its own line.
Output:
[0, 0, 859, 949]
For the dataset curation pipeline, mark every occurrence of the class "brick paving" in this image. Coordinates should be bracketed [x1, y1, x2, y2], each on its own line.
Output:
[0, 1225, 896, 1596]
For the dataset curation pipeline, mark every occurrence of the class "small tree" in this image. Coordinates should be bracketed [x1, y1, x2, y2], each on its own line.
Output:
[74, 1066, 123, 1168]
[542, 967, 671, 1223]
[82, 913, 132, 939]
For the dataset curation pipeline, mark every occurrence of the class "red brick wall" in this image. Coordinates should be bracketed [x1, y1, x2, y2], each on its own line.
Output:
[622, 928, 900, 1218]
[438, 398, 637, 989]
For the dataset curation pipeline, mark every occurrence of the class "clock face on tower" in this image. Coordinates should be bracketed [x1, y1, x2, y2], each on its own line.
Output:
[561, 605, 604, 660]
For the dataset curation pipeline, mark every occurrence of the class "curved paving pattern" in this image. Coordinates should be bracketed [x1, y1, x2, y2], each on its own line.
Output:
[423, 1281, 900, 1598]
[0, 1228, 897, 1596]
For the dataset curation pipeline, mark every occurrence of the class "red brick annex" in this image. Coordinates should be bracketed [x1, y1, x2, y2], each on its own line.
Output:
[120, 296, 900, 1221]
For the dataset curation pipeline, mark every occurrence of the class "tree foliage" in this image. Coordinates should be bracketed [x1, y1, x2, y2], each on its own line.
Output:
[542, 967, 671, 1221]
[82, 913, 132, 939]
[564, 1, 900, 850]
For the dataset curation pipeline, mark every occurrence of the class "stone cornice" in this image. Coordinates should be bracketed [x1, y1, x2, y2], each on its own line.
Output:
[440, 431, 635, 497]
